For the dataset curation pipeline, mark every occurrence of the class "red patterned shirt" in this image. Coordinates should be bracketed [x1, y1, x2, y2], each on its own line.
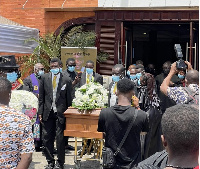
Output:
[0, 105, 35, 168]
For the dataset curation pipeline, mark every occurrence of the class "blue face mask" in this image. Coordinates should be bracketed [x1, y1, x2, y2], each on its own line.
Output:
[59, 68, 62, 73]
[7, 72, 18, 83]
[112, 75, 120, 82]
[136, 73, 142, 79]
[138, 79, 141, 86]
[50, 68, 60, 75]
[178, 74, 185, 79]
[68, 66, 75, 72]
[127, 70, 130, 76]
[86, 68, 93, 74]
[38, 70, 44, 76]
[130, 75, 137, 80]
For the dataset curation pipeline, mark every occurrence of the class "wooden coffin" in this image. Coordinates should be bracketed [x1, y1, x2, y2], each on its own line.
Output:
[64, 107, 103, 139]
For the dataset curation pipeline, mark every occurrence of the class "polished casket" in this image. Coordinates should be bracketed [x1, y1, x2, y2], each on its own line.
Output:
[64, 107, 103, 139]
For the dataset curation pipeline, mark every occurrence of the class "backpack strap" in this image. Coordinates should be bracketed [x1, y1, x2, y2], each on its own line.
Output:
[113, 107, 138, 156]
[184, 87, 199, 104]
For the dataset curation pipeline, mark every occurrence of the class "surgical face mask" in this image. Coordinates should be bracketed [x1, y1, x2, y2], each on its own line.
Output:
[130, 75, 137, 80]
[138, 79, 141, 86]
[86, 68, 93, 74]
[127, 70, 130, 76]
[50, 68, 60, 75]
[136, 73, 142, 79]
[68, 66, 75, 72]
[112, 75, 120, 82]
[7, 72, 18, 83]
[178, 74, 185, 79]
[59, 68, 62, 73]
[38, 70, 44, 76]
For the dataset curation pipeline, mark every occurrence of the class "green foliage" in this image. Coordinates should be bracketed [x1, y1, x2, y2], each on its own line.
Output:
[19, 30, 63, 77]
[19, 25, 108, 78]
[97, 51, 109, 63]
[62, 26, 96, 49]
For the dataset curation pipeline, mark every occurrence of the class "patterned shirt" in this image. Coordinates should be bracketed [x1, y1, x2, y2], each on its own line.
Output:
[167, 84, 199, 104]
[0, 105, 35, 168]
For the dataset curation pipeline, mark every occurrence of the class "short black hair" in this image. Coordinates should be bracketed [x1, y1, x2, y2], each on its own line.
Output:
[0, 77, 12, 93]
[86, 60, 94, 65]
[50, 57, 62, 66]
[136, 64, 144, 70]
[113, 64, 125, 73]
[136, 60, 143, 65]
[66, 58, 75, 65]
[162, 104, 199, 155]
[117, 78, 135, 94]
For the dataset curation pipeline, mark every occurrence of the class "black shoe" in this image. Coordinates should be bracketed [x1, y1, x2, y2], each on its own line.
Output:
[66, 145, 75, 150]
[45, 163, 54, 169]
[54, 162, 64, 169]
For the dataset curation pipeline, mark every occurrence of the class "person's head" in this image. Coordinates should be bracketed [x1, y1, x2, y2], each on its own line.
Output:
[85, 60, 94, 74]
[0, 55, 20, 83]
[162, 61, 171, 75]
[112, 64, 125, 82]
[50, 58, 62, 75]
[117, 78, 135, 101]
[177, 69, 186, 80]
[0, 77, 12, 105]
[136, 64, 144, 80]
[129, 68, 137, 81]
[145, 64, 156, 76]
[127, 65, 136, 77]
[66, 58, 76, 72]
[136, 60, 143, 65]
[161, 104, 199, 157]
[185, 70, 199, 86]
[34, 63, 44, 77]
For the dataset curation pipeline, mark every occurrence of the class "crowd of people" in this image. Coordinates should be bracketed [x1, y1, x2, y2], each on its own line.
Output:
[0, 55, 198, 169]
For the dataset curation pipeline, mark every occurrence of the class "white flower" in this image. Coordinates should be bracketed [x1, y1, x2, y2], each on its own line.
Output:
[9, 90, 38, 124]
[72, 82, 108, 110]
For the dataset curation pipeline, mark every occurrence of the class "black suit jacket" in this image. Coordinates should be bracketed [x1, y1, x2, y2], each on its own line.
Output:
[38, 72, 72, 124]
[79, 72, 103, 87]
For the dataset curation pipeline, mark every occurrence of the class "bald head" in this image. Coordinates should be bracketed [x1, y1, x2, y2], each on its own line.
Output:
[185, 70, 199, 85]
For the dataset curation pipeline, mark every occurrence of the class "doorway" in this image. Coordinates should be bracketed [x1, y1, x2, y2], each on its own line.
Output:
[124, 22, 199, 73]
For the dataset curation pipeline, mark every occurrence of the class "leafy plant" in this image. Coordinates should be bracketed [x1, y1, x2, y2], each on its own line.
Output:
[62, 25, 96, 49]
[19, 30, 63, 77]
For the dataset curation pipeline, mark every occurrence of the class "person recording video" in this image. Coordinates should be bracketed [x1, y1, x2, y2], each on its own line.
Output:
[160, 61, 199, 104]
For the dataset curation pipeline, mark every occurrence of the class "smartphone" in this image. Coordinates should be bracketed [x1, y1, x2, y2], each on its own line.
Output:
[77, 72, 82, 78]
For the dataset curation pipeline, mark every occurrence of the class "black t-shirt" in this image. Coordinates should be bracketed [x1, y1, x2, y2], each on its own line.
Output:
[98, 105, 149, 167]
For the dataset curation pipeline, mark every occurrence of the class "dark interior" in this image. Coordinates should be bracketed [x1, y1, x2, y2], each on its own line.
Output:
[124, 22, 199, 74]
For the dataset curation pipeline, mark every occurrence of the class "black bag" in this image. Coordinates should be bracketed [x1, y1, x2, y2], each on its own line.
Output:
[102, 147, 116, 168]
[102, 108, 138, 168]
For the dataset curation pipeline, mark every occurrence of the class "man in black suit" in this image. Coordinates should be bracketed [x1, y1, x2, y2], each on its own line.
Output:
[62, 58, 80, 99]
[108, 64, 125, 107]
[38, 58, 72, 169]
[79, 60, 103, 86]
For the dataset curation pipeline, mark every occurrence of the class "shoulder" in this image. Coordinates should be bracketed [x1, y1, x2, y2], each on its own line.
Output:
[0, 106, 31, 125]
[62, 73, 72, 82]
[95, 73, 103, 78]
[100, 107, 112, 116]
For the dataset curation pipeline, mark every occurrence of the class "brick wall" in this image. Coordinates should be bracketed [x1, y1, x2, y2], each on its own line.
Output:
[0, 0, 97, 35]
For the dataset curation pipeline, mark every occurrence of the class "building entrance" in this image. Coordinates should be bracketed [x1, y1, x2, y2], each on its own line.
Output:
[124, 22, 199, 73]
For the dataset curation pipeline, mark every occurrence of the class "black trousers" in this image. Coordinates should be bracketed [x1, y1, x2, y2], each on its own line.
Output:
[42, 110, 65, 165]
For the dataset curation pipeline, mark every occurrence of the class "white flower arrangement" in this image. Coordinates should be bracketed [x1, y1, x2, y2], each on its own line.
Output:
[72, 82, 108, 110]
[9, 90, 38, 124]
